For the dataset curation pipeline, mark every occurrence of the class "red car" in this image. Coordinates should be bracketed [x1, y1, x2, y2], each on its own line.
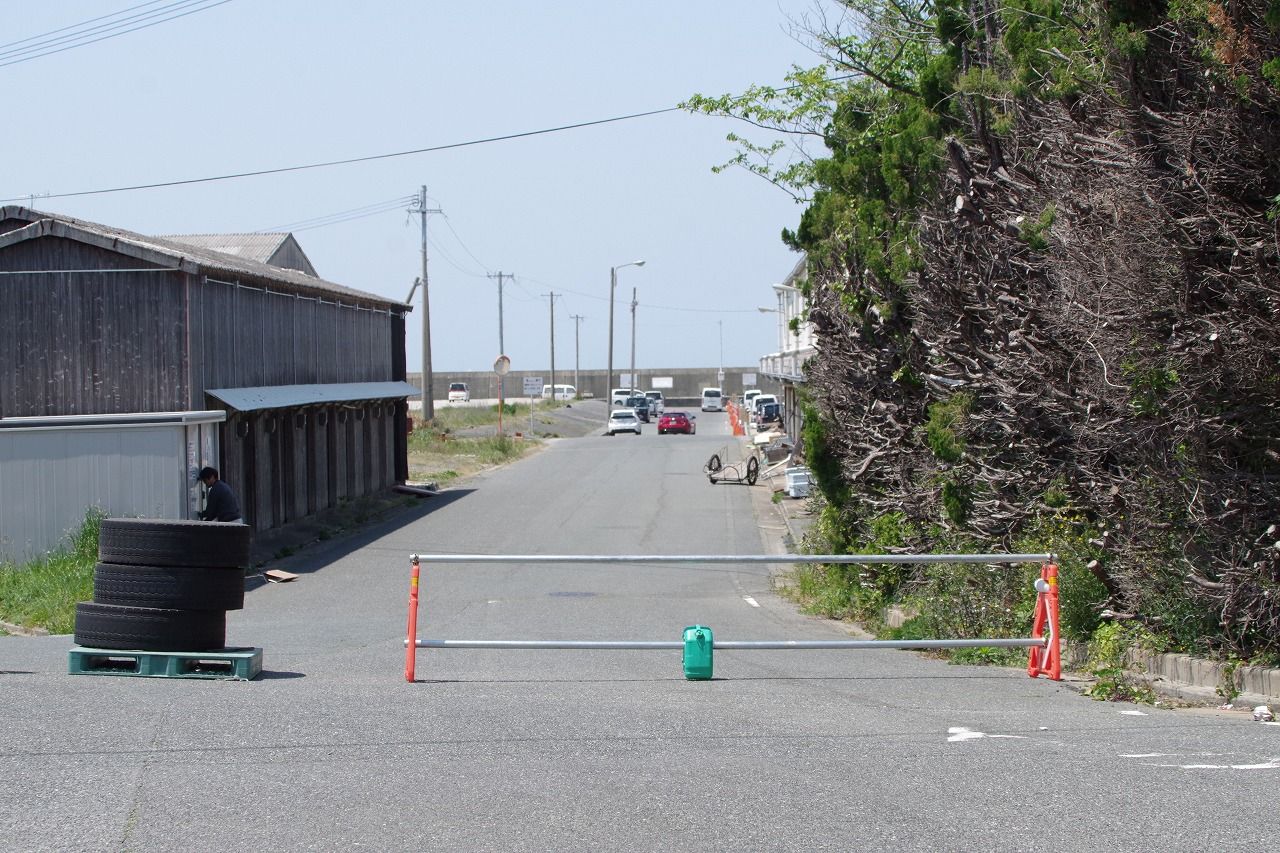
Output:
[658, 411, 696, 435]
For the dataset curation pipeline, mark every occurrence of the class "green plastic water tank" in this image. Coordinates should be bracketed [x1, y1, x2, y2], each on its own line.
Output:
[682, 625, 713, 680]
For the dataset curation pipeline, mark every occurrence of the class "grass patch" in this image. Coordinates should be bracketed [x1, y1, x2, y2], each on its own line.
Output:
[425, 399, 569, 434]
[0, 512, 101, 633]
[407, 431, 538, 483]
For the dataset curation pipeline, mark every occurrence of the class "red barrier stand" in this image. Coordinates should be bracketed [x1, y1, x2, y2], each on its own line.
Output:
[405, 555, 420, 682]
[1027, 562, 1062, 681]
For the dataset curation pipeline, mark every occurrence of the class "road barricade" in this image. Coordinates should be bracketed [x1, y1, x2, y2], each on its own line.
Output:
[404, 553, 1061, 682]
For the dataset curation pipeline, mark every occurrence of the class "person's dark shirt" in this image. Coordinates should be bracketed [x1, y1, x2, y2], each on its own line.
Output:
[201, 480, 241, 522]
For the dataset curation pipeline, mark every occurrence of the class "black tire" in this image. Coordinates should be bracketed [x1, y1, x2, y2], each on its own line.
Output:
[746, 456, 760, 486]
[99, 518, 251, 568]
[707, 453, 722, 473]
[93, 563, 245, 611]
[73, 602, 226, 651]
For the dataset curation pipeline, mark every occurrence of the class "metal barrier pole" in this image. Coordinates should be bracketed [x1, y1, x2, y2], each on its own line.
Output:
[405, 553, 1053, 566]
[415, 637, 1043, 651]
[403, 553, 1062, 682]
[405, 554, 421, 682]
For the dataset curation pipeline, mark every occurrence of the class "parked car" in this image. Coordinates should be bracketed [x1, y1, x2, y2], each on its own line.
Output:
[743, 389, 762, 410]
[756, 401, 782, 428]
[645, 390, 665, 414]
[610, 387, 641, 406]
[701, 387, 723, 412]
[751, 394, 778, 420]
[657, 410, 696, 435]
[606, 409, 642, 435]
[447, 382, 469, 403]
[542, 383, 576, 401]
[624, 395, 652, 422]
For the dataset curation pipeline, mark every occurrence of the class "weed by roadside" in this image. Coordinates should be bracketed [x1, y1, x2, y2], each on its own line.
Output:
[1085, 622, 1156, 703]
[408, 431, 537, 483]
[0, 511, 101, 634]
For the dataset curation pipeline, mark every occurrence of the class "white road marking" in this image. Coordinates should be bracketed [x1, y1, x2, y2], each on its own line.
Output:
[947, 727, 1028, 742]
[743, 596, 760, 608]
[1122, 753, 1280, 771]
[1119, 709, 1148, 716]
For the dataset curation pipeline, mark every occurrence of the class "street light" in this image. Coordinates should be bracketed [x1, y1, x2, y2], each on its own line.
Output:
[607, 260, 645, 407]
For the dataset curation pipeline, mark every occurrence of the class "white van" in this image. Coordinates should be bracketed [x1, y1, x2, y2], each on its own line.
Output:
[701, 387, 723, 412]
[610, 387, 640, 406]
[752, 394, 778, 417]
[447, 382, 469, 403]
[743, 389, 762, 410]
[542, 383, 576, 401]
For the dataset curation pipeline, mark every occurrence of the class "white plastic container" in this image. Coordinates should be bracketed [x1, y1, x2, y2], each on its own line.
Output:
[784, 466, 811, 498]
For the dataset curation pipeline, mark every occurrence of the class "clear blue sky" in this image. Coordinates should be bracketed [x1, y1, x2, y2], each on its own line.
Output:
[1, 1, 824, 374]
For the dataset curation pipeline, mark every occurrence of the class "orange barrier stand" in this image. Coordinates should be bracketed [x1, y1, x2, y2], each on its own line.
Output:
[1026, 562, 1062, 680]
[405, 555, 420, 682]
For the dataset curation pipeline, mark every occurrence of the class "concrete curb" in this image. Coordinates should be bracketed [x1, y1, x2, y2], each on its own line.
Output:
[1125, 650, 1279, 707]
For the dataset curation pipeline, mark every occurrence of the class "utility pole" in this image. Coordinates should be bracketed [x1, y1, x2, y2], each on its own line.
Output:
[607, 261, 644, 414]
[629, 287, 638, 393]
[487, 271, 510, 400]
[410, 186, 441, 420]
[570, 314, 584, 398]
[546, 292, 556, 403]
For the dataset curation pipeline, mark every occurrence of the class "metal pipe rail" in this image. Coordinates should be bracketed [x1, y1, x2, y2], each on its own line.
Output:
[408, 553, 1054, 566]
[416, 638, 1044, 650]
[404, 553, 1063, 683]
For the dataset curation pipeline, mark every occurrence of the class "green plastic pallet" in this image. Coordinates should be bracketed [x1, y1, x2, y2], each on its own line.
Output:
[68, 645, 263, 680]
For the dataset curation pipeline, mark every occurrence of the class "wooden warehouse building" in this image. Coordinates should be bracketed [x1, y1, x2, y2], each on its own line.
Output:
[0, 206, 416, 537]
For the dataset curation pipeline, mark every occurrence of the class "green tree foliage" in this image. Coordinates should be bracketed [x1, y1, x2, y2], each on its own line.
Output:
[688, 0, 1280, 660]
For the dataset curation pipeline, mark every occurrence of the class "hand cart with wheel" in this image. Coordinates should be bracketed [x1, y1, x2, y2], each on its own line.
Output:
[703, 448, 759, 486]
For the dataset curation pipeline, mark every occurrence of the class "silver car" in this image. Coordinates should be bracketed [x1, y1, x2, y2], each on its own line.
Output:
[606, 409, 642, 436]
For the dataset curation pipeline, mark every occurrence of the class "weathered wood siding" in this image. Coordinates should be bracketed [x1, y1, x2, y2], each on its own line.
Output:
[1, 229, 409, 534]
[0, 237, 187, 416]
[188, 276, 398, 400]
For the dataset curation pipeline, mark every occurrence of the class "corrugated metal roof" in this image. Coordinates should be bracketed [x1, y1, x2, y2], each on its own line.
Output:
[162, 233, 292, 263]
[206, 382, 420, 412]
[0, 206, 406, 310]
[0, 410, 227, 430]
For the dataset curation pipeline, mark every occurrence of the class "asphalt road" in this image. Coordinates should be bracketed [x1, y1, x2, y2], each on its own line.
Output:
[3, 412, 1278, 851]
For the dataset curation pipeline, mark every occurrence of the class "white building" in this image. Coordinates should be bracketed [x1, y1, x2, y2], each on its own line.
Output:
[758, 256, 816, 442]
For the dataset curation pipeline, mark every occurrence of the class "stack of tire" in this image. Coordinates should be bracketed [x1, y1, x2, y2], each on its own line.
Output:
[73, 519, 251, 652]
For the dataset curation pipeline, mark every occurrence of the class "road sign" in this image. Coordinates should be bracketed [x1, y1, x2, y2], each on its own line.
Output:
[523, 376, 544, 396]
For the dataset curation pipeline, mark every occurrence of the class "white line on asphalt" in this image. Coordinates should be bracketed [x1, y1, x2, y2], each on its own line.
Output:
[947, 727, 1028, 742]
[743, 596, 760, 607]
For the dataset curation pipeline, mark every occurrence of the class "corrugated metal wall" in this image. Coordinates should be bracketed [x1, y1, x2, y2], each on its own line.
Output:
[0, 417, 220, 563]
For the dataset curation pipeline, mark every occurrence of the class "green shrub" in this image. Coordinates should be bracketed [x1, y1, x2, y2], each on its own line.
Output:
[1085, 621, 1155, 703]
[0, 511, 101, 633]
[925, 393, 971, 463]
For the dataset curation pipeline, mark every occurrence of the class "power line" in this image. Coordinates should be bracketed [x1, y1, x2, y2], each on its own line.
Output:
[0, 0, 233, 68]
[435, 210, 493, 275]
[1, 69, 858, 204]
[516, 274, 765, 314]
[255, 195, 414, 233]
[1, 107, 680, 204]
[0, 0, 176, 50]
